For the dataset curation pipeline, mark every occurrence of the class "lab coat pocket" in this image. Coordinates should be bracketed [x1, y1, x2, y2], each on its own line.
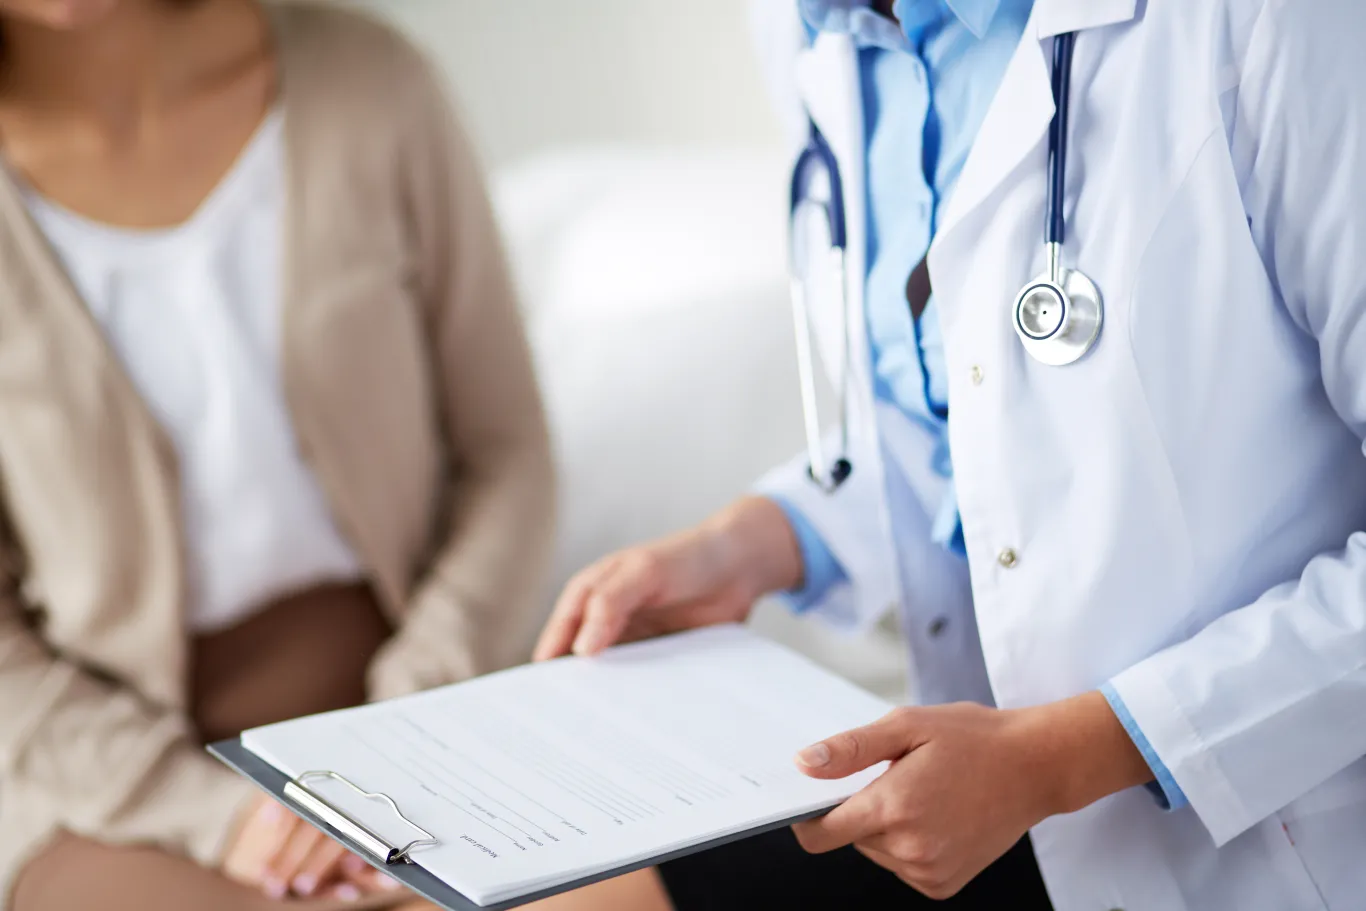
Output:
[1276, 760, 1366, 910]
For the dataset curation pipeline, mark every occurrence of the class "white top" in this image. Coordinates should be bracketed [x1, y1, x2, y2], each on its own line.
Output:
[21, 112, 363, 633]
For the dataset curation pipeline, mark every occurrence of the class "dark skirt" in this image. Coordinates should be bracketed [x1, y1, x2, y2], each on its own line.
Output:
[659, 827, 1054, 911]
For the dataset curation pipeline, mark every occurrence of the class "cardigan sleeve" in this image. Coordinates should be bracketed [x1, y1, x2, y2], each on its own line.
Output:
[367, 41, 556, 699]
[0, 499, 256, 881]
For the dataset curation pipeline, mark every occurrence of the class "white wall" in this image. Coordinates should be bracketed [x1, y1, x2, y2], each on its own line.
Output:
[333, 0, 909, 701]
[341, 0, 785, 167]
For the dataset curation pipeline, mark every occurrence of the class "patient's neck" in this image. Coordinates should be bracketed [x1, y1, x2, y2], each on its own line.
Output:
[0, 0, 256, 136]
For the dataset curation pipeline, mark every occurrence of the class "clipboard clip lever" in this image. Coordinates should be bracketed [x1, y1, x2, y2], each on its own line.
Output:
[283, 770, 437, 865]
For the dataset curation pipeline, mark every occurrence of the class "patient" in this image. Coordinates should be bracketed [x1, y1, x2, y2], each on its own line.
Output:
[0, 0, 553, 908]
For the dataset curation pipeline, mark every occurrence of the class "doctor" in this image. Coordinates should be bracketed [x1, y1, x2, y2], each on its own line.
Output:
[535, 0, 1366, 909]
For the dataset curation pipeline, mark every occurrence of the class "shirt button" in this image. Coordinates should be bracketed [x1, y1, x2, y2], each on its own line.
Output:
[928, 616, 948, 638]
[997, 548, 1019, 569]
[970, 365, 984, 385]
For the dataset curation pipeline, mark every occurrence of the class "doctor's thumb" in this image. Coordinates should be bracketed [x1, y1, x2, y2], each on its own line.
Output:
[795, 709, 916, 779]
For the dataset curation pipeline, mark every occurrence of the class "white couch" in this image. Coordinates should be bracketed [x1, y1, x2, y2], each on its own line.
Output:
[493, 146, 908, 702]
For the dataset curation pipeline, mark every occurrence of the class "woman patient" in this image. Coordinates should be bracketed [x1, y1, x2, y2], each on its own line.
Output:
[0, 0, 553, 907]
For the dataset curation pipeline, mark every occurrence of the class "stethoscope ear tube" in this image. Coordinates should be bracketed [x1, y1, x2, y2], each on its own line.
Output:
[789, 122, 847, 253]
[789, 248, 854, 493]
[789, 120, 854, 492]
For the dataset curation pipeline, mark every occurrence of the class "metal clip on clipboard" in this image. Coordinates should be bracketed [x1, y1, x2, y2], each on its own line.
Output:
[283, 770, 437, 865]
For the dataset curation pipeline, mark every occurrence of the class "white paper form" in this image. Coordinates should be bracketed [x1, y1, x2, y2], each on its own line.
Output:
[242, 625, 894, 906]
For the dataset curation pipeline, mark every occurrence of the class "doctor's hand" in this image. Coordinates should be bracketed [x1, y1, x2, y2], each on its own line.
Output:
[533, 496, 802, 660]
[791, 693, 1153, 900]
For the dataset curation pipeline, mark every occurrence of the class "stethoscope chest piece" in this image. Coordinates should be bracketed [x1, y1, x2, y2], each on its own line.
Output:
[1012, 254, 1102, 366]
[1011, 29, 1103, 367]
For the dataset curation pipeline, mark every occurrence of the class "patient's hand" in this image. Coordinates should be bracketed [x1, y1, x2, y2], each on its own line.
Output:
[222, 794, 405, 900]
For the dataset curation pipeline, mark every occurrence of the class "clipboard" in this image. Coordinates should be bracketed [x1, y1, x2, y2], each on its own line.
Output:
[209, 739, 833, 910]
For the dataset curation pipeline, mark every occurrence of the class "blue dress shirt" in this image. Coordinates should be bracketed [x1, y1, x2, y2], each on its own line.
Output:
[770, 0, 1188, 811]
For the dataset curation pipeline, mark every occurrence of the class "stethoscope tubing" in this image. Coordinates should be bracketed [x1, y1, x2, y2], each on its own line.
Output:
[1046, 31, 1077, 247]
[789, 121, 847, 253]
[789, 30, 1097, 490]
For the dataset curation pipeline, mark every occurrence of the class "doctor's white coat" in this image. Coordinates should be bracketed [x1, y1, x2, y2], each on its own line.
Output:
[751, 1, 1366, 908]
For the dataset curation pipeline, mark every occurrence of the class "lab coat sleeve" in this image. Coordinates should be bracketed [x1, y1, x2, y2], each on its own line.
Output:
[1108, 0, 1366, 848]
[744, 0, 899, 631]
[754, 433, 901, 633]
[754, 400, 973, 637]
[766, 494, 850, 612]
[1101, 683, 1190, 811]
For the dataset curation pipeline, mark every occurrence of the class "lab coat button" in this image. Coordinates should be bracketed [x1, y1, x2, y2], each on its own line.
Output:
[970, 365, 984, 385]
[997, 548, 1019, 569]
[928, 617, 948, 637]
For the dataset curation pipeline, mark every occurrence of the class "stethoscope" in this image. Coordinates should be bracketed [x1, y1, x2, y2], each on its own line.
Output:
[788, 31, 1101, 491]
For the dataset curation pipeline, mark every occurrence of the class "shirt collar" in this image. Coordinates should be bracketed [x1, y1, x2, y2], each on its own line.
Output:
[798, 0, 1004, 48]
[1033, 0, 1136, 38]
[904, 0, 1002, 39]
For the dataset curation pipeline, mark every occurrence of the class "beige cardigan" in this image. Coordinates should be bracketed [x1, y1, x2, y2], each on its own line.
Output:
[0, 3, 555, 901]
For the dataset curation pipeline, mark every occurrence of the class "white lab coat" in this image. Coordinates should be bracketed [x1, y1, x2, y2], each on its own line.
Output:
[751, 1, 1366, 908]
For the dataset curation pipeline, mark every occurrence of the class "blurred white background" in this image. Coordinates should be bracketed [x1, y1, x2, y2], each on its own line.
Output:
[340, 0, 908, 700]
[342, 0, 784, 167]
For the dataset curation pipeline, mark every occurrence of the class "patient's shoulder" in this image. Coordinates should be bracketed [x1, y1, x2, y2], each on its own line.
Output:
[270, 1, 454, 135]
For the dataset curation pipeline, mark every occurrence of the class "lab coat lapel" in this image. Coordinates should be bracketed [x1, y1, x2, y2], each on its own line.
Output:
[934, 0, 1143, 244]
[790, 32, 912, 631]
[931, 11, 1054, 264]
[794, 32, 862, 180]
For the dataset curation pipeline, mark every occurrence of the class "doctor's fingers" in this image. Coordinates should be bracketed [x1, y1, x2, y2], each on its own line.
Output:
[791, 782, 895, 855]
[533, 572, 592, 660]
[535, 554, 627, 660]
[620, 594, 755, 643]
[795, 707, 921, 779]
[569, 554, 666, 656]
